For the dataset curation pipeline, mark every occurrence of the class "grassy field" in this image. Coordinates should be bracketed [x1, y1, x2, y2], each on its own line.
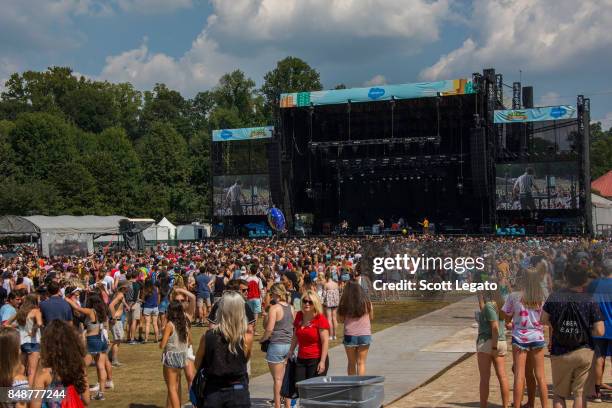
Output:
[88, 298, 455, 408]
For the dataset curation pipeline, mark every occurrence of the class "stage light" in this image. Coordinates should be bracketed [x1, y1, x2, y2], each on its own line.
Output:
[360, 173, 365, 177]
[349, 176, 354, 181]
[395, 176, 400, 181]
[403, 176, 407, 180]
[417, 176, 421, 180]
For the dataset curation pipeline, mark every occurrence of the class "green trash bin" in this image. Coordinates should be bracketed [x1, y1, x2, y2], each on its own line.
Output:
[296, 376, 384, 408]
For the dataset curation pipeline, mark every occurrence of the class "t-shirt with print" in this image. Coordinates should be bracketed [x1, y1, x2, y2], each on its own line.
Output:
[477, 302, 506, 344]
[543, 288, 604, 355]
[294, 312, 330, 359]
[502, 291, 545, 344]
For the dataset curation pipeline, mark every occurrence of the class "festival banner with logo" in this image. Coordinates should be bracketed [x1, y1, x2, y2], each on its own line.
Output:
[279, 78, 475, 108]
[493, 106, 576, 124]
[212, 126, 274, 142]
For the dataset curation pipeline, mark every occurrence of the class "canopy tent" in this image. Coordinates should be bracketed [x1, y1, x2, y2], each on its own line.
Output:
[592, 193, 612, 235]
[0, 215, 40, 235]
[0, 215, 153, 256]
[592, 170, 612, 198]
[157, 217, 177, 240]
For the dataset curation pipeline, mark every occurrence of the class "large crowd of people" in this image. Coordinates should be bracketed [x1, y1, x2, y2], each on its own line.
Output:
[0, 235, 610, 408]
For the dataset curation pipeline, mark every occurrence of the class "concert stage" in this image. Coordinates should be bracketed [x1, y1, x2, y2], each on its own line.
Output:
[273, 69, 591, 235]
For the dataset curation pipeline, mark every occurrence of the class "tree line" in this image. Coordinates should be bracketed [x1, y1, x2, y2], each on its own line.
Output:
[0, 58, 323, 221]
[0, 59, 610, 221]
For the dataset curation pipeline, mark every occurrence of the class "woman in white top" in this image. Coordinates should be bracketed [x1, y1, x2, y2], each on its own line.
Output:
[14, 294, 42, 385]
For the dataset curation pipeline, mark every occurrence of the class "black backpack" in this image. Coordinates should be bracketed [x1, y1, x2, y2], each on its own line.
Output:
[553, 301, 589, 349]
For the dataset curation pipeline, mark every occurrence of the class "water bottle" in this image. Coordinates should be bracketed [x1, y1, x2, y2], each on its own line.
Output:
[290, 398, 297, 407]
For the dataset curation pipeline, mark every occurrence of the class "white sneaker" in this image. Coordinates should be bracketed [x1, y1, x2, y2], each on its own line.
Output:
[104, 380, 114, 390]
[89, 383, 100, 392]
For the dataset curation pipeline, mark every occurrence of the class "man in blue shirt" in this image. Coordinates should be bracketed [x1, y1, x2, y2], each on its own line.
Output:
[587, 259, 612, 402]
[40, 281, 73, 325]
[0, 291, 23, 325]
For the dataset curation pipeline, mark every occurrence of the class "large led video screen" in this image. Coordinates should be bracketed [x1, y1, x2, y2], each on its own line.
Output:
[213, 174, 271, 216]
[496, 162, 579, 210]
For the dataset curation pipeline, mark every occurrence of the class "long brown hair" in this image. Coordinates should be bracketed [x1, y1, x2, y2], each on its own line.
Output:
[16, 294, 39, 327]
[40, 321, 87, 394]
[338, 282, 371, 319]
[0, 327, 21, 388]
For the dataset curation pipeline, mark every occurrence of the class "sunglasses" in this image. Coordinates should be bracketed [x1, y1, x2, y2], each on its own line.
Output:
[240, 288, 248, 294]
[302, 299, 314, 305]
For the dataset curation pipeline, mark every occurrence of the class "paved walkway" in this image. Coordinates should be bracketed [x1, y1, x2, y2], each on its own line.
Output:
[390, 345, 612, 408]
[249, 296, 479, 406]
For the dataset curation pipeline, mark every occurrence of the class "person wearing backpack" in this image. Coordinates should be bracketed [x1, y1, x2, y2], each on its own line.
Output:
[542, 261, 605, 408]
[246, 264, 263, 336]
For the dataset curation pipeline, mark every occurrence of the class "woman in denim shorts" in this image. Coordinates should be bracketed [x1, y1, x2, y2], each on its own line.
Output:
[142, 279, 160, 343]
[259, 284, 294, 408]
[65, 293, 112, 400]
[338, 282, 373, 376]
[502, 268, 548, 408]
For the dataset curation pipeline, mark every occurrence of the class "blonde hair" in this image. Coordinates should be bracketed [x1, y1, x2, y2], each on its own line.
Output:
[301, 289, 324, 315]
[215, 291, 247, 355]
[521, 268, 545, 309]
[269, 283, 288, 303]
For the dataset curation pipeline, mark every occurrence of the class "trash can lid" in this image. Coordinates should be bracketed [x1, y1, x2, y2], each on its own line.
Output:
[297, 375, 385, 387]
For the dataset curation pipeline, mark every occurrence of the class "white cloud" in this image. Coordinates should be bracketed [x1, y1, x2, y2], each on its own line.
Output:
[363, 74, 387, 87]
[99, 35, 243, 93]
[597, 112, 612, 131]
[420, 0, 612, 80]
[99, 0, 453, 94]
[208, 0, 450, 42]
[113, 0, 194, 13]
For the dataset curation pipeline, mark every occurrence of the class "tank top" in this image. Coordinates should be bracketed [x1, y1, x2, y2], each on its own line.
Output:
[18, 314, 41, 344]
[270, 303, 293, 344]
[214, 276, 225, 297]
[164, 323, 188, 354]
[203, 330, 248, 388]
[323, 286, 339, 308]
[344, 313, 371, 336]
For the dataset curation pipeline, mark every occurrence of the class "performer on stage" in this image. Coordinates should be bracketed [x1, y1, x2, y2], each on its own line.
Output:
[340, 219, 349, 235]
[513, 167, 540, 211]
[226, 179, 245, 215]
[418, 217, 430, 234]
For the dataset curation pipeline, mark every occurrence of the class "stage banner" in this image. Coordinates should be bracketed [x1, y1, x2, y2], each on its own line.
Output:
[493, 105, 576, 124]
[279, 78, 474, 108]
[212, 126, 274, 142]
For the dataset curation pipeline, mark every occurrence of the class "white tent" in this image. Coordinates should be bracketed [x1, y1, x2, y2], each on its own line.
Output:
[143, 225, 169, 241]
[157, 217, 177, 240]
[592, 193, 612, 236]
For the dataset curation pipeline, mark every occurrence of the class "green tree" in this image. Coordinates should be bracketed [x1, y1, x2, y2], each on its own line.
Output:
[212, 70, 262, 125]
[141, 84, 192, 138]
[590, 122, 612, 180]
[86, 127, 143, 215]
[8, 112, 79, 181]
[61, 85, 118, 133]
[136, 122, 192, 219]
[109, 82, 142, 140]
[260, 57, 323, 122]
[189, 91, 215, 132]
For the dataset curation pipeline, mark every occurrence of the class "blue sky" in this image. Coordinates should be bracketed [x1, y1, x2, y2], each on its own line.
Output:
[1, 0, 611, 128]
